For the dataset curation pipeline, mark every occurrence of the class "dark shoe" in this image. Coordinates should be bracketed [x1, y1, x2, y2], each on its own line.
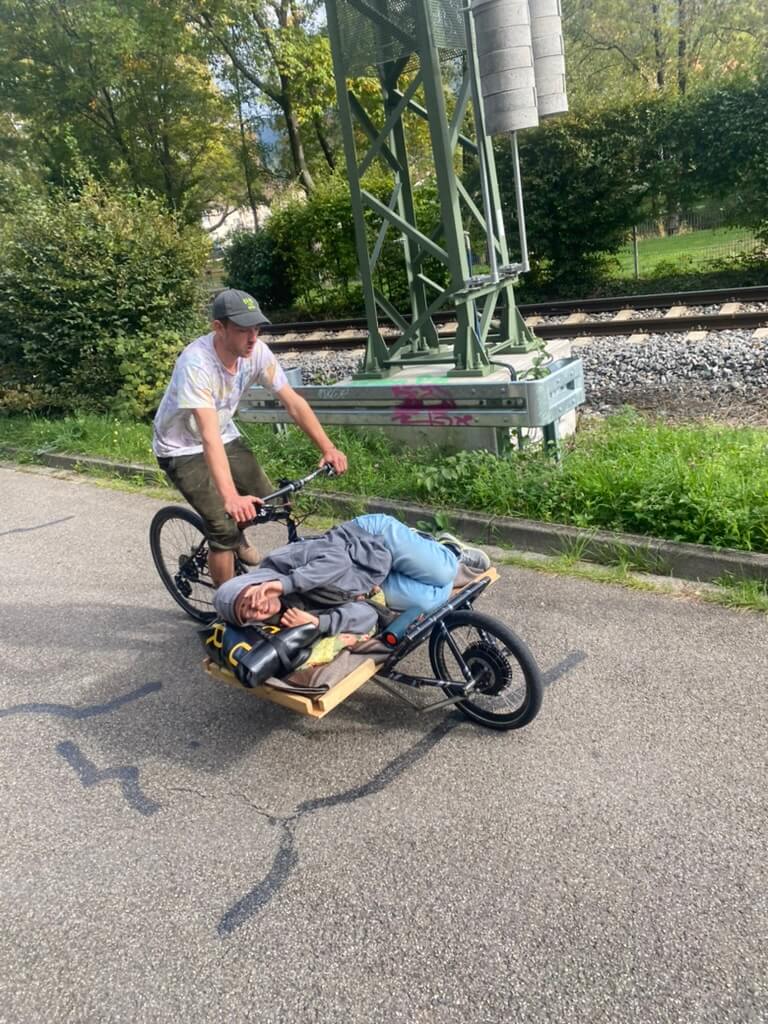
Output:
[436, 531, 491, 572]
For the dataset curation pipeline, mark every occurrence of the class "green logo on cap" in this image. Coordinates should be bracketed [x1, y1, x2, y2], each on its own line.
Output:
[243, 296, 257, 310]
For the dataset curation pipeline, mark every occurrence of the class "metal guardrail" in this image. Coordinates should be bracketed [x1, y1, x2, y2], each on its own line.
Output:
[238, 357, 585, 430]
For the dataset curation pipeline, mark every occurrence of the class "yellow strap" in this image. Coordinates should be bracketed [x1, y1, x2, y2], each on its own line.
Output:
[227, 640, 253, 668]
[205, 622, 225, 649]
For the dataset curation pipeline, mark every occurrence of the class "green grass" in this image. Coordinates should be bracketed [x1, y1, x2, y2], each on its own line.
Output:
[3, 408, 768, 553]
[498, 551, 767, 615]
[707, 576, 768, 612]
[1, 411, 157, 465]
[613, 226, 758, 277]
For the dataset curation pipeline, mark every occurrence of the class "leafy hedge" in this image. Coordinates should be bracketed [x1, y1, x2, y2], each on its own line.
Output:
[498, 77, 768, 297]
[222, 229, 295, 313]
[0, 181, 210, 415]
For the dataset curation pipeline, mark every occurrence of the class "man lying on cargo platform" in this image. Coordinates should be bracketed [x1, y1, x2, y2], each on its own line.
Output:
[213, 513, 491, 637]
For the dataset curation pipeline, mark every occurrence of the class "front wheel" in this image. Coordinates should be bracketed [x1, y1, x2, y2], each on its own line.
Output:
[149, 505, 216, 623]
[428, 610, 543, 730]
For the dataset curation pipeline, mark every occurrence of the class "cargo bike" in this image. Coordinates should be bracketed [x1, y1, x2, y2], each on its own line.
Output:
[149, 466, 543, 731]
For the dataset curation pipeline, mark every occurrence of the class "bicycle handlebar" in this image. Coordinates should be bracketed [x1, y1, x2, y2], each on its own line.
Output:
[260, 463, 335, 506]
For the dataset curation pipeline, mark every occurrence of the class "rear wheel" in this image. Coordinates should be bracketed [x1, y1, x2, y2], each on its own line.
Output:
[149, 506, 216, 623]
[428, 610, 543, 730]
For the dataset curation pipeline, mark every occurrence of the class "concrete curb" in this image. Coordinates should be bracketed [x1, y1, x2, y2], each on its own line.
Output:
[349, 495, 768, 585]
[1, 447, 166, 485]
[4, 446, 768, 585]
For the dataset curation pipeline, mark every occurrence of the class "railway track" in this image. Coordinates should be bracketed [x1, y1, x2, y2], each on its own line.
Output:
[262, 285, 768, 351]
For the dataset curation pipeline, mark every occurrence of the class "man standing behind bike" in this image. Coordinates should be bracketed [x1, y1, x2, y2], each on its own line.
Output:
[153, 288, 348, 585]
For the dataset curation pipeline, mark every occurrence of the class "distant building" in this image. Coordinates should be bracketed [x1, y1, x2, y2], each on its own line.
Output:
[201, 204, 272, 245]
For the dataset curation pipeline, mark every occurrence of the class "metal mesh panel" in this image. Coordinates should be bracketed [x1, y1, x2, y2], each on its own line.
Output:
[337, 0, 466, 76]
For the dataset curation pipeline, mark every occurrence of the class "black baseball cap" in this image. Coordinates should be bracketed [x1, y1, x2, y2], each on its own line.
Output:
[211, 288, 270, 327]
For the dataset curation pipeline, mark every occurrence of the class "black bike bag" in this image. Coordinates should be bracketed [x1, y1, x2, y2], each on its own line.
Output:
[201, 621, 320, 688]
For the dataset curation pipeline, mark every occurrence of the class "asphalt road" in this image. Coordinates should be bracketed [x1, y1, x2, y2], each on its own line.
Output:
[1, 464, 766, 1024]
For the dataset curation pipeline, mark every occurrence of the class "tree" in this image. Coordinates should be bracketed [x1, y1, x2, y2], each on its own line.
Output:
[0, 0, 246, 220]
[191, 0, 339, 193]
[563, 0, 768, 109]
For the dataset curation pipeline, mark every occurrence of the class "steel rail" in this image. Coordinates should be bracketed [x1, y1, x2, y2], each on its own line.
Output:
[519, 284, 768, 317]
[262, 285, 768, 338]
[534, 309, 768, 340]
[265, 309, 768, 352]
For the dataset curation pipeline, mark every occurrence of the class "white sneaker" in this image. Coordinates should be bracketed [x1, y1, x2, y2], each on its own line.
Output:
[436, 531, 491, 572]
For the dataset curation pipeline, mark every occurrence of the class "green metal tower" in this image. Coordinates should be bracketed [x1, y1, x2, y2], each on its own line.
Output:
[324, 0, 538, 378]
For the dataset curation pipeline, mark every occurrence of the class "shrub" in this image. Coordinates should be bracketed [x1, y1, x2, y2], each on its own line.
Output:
[267, 176, 360, 313]
[0, 180, 210, 414]
[492, 103, 660, 296]
[222, 229, 295, 313]
[263, 172, 448, 318]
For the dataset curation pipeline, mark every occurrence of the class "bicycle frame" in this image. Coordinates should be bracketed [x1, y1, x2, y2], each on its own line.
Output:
[373, 575, 496, 709]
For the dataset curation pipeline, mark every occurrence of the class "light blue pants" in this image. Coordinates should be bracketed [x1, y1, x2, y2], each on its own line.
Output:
[354, 514, 458, 613]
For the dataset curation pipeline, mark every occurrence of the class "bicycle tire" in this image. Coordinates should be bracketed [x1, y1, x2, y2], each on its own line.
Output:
[149, 505, 217, 623]
[428, 610, 543, 730]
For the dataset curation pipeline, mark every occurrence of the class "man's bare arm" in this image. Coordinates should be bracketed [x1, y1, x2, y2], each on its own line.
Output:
[275, 385, 348, 474]
[192, 408, 261, 524]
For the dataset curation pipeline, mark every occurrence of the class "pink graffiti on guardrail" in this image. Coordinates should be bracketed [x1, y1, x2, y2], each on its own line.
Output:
[390, 385, 478, 427]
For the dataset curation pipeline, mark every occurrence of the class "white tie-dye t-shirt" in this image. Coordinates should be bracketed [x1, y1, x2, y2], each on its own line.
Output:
[152, 332, 288, 457]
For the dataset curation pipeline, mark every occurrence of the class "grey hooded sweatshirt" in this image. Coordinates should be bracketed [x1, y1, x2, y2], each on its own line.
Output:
[214, 521, 393, 635]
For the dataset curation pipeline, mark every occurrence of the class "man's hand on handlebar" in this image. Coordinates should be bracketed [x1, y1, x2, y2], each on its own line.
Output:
[319, 446, 348, 475]
[224, 493, 264, 525]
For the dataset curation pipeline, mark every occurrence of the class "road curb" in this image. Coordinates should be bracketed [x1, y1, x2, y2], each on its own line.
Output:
[4, 446, 768, 585]
[1, 447, 166, 485]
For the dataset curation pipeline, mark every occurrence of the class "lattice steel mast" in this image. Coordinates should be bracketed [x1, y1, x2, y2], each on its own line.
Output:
[324, 0, 538, 378]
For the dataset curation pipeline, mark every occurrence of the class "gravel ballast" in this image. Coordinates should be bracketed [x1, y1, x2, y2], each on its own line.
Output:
[278, 329, 768, 422]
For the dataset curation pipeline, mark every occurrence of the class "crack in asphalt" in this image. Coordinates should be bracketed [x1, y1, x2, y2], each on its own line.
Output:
[0, 682, 162, 719]
[217, 716, 457, 936]
[236, 794, 282, 825]
[56, 740, 161, 816]
[0, 639, 585, 932]
[0, 515, 76, 537]
[217, 649, 587, 937]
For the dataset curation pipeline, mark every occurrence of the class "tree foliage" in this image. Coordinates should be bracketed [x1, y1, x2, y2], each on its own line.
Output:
[492, 72, 768, 294]
[191, 0, 339, 193]
[564, 0, 768, 109]
[0, 0, 246, 220]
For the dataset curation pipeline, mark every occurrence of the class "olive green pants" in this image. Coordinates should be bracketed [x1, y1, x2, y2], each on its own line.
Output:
[158, 437, 273, 550]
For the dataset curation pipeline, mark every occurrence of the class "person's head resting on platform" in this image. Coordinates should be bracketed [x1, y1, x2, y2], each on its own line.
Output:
[235, 586, 281, 624]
